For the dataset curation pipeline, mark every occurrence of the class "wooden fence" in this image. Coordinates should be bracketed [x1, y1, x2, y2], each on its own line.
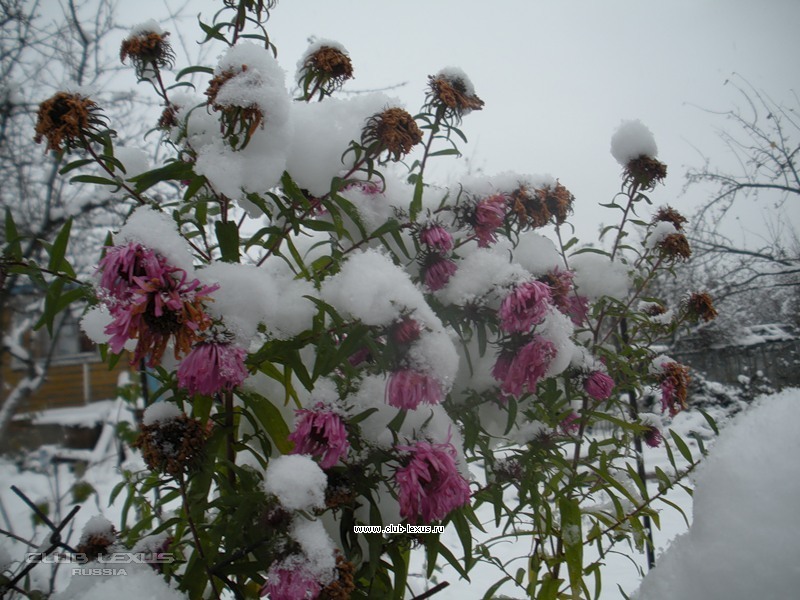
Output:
[672, 339, 800, 389]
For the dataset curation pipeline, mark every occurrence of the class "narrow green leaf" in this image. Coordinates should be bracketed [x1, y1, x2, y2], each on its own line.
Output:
[410, 176, 423, 222]
[669, 430, 695, 464]
[214, 221, 240, 263]
[48, 218, 72, 272]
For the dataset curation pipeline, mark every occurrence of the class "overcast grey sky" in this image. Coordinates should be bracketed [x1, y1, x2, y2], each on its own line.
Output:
[118, 0, 800, 243]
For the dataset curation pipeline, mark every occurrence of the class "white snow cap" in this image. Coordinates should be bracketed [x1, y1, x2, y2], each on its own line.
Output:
[610, 119, 658, 165]
[116, 206, 195, 273]
[142, 402, 182, 426]
[570, 252, 630, 300]
[264, 454, 327, 511]
[129, 20, 164, 36]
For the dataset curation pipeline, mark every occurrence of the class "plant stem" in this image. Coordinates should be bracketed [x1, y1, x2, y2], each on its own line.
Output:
[178, 473, 222, 600]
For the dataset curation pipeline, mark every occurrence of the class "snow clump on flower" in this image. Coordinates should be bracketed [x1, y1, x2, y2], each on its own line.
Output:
[610, 119, 659, 165]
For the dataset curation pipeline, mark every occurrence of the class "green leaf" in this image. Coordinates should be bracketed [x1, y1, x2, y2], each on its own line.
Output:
[428, 148, 462, 158]
[48, 218, 72, 272]
[560, 497, 583, 597]
[129, 160, 194, 193]
[669, 430, 695, 463]
[69, 174, 119, 186]
[247, 394, 292, 454]
[215, 221, 240, 263]
[4, 208, 21, 259]
[176, 65, 215, 80]
[410, 176, 423, 222]
[58, 158, 93, 175]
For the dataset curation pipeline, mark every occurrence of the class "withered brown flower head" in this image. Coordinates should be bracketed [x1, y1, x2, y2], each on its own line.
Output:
[660, 362, 691, 416]
[157, 104, 179, 130]
[34, 92, 107, 152]
[539, 181, 575, 225]
[653, 205, 687, 231]
[300, 45, 354, 99]
[509, 185, 550, 228]
[319, 551, 356, 600]
[206, 66, 265, 147]
[658, 233, 692, 261]
[426, 73, 484, 121]
[361, 107, 423, 162]
[120, 31, 175, 79]
[624, 155, 668, 189]
[643, 302, 668, 317]
[685, 291, 718, 323]
[76, 522, 117, 561]
[135, 413, 207, 477]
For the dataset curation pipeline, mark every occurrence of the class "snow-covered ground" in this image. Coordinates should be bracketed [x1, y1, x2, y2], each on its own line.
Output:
[1, 386, 797, 598]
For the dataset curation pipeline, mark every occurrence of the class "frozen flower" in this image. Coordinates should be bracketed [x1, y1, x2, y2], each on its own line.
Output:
[261, 559, 320, 600]
[539, 181, 575, 225]
[653, 206, 687, 231]
[76, 516, 118, 561]
[426, 69, 484, 121]
[34, 91, 107, 152]
[560, 411, 580, 435]
[500, 336, 556, 397]
[419, 224, 454, 252]
[657, 361, 691, 416]
[643, 425, 663, 448]
[395, 440, 470, 523]
[658, 233, 692, 261]
[177, 340, 248, 396]
[320, 551, 356, 599]
[135, 411, 207, 476]
[491, 351, 513, 385]
[288, 404, 350, 469]
[510, 184, 549, 229]
[97, 242, 154, 302]
[390, 317, 422, 345]
[539, 269, 588, 325]
[423, 254, 457, 291]
[298, 43, 354, 100]
[120, 25, 175, 79]
[386, 370, 443, 410]
[584, 371, 615, 400]
[499, 281, 552, 333]
[625, 155, 668, 189]
[361, 107, 423, 162]
[684, 291, 718, 323]
[472, 194, 507, 247]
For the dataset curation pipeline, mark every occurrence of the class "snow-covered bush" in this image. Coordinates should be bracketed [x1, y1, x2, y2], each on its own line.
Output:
[3, 2, 721, 598]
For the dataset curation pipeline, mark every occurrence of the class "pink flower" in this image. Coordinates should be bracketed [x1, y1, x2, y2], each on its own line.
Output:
[288, 404, 350, 469]
[97, 242, 152, 301]
[643, 425, 662, 448]
[473, 194, 507, 247]
[560, 411, 580, 435]
[564, 294, 589, 326]
[584, 371, 614, 400]
[390, 318, 421, 345]
[491, 352, 513, 384]
[103, 252, 218, 367]
[386, 370, 443, 410]
[177, 341, 248, 396]
[395, 440, 470, 524]
[261, 559, 320, 600]
[499, 281, 552, 333]
[419, 224, 454, 252]
[423, 255, 457, 291]
[500, 336, 556, 397]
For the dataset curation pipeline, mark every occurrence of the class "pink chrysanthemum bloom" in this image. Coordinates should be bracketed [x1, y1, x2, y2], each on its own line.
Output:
[499, 281, 552, 333]
[643, 425, 662, 448]
[103, 253, 217, 367]
[177, 340, 248, 396]
[288, 403, 350, 469]
[584, 371, 614, 400]
[390, 317, 422, 345]
[500, 336, 556, 397]
[423, 255, 457, 291]
[386, 369, 443, 410]
[491, 352, 513, 384]
[473, 194, 507, 248]
[261, 559, 320, 600]
[97, 242, 154, 302]
[419, 224, 454, 252]
[539, 269, 589, 326]
[560, 411, 580, 435]
[395, 440, 470, 524]
[657, 361, 690, 416]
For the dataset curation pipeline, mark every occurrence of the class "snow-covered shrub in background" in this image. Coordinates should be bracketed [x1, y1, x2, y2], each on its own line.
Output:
[2, 2, 722, 598]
